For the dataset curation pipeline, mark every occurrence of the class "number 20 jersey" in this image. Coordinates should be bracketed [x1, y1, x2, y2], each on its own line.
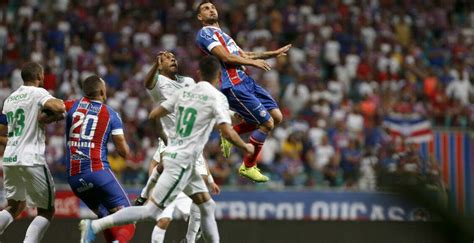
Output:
[2, 85, 54, 166]
[65, 97, 124, 176]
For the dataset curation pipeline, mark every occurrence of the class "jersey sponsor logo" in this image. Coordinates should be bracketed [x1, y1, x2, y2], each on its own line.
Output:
[182, 91, 208, 102]
[71, 153, 90, 161]
[7, 93, 28, 102]
[163, 152, 178, 159]
[3, 155, 17, 163]
[78, 103, 89, 109]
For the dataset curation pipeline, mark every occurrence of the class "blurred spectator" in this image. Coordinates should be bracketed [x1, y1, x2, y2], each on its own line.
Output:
[282, 76, 310, 117]
[323, 155, 342, 187]
[109, 150, 127, 181]
[209, 154, 232, 186]
[340, 139, 362, 188]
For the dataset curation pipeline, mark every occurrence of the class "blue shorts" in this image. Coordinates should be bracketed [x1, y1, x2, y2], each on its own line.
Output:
[222, 76, 278, 125]
[68, 169, 130, 214]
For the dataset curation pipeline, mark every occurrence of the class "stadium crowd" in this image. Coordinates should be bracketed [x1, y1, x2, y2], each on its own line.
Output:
[0, 0, 473, 190]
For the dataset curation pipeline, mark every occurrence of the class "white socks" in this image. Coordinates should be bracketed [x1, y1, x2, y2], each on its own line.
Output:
[140, 167, 160, 198]
[186, 203, 201, 243]
[0, 210, 13, 235]
[92, 203, 162, 233]
[151, 225, 166, 243]
[24, 216, 50, 243]
[198, 199, 219, 243]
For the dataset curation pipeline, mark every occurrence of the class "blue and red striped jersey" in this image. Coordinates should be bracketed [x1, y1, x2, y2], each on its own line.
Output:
[196, 26, 248, 89]
[65, 97, 124, 176]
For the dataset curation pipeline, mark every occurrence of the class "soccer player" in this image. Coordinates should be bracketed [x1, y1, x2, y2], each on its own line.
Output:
[80, 56, 254, 243]
[64, 75, 135, 243]
[137, 51, 220, 242]
[0, 62, 65, 242]
[195, 0, 290, 182]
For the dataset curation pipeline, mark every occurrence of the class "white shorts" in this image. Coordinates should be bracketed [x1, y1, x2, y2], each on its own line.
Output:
[3, 165, 55, 210]
[157, 192, 192, 220]
[153, 139, 208, 175]
[151, 156, 208, 209]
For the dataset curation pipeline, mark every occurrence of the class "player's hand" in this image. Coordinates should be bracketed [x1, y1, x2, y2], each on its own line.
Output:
[209, 182, 221, 195]
[156, 52, 164, 69]
[252, 59, 271, 71]
[274, 44, 292, 57]
[244, 143, 255, 155]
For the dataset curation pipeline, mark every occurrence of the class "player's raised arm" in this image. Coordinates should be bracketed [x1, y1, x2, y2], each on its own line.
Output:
[210, 45, 271, 71]
[144, 53, 163, 90]
[241, 44, 292, 60]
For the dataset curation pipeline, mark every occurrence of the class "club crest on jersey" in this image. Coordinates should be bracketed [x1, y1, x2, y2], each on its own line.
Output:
[259, 110, 267, 117]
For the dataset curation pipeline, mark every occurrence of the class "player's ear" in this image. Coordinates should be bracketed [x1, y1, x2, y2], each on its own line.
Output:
[197, 13, 203, 21]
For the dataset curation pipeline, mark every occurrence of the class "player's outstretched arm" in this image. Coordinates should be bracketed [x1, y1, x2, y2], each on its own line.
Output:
[112, 134, 130, 158]
[217, 122, 255, 155]
[242, 44, 292, 60]
[211, 45, 271, 71]
[43, 98, 66, 114]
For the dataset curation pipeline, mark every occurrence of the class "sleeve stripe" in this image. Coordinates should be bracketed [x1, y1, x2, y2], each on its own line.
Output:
[111, 129, 124, 135]
[207, 42, 221, 52]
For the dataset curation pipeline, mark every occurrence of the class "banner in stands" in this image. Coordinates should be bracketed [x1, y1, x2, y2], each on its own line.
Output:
[212, 191, 431, 221]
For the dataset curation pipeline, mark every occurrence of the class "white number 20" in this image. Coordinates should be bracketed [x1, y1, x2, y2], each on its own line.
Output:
[70, 112, 98, 140]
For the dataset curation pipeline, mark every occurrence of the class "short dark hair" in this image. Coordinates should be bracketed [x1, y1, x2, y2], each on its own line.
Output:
[82, 75, 104, 98]
[196, 0, 213, 15]
[21, 62, 43, 83]
[199, 56, 220, 81]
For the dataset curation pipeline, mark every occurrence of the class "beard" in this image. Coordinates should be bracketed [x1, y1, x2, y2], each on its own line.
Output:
[205, 15, 219, 24]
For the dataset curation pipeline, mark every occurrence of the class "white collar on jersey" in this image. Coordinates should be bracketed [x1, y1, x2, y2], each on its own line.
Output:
[203, 25, 221, 30]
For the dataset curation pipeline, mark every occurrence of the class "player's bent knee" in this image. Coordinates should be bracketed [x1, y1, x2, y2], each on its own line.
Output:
[189, 192, 211, 205]
[157, 218, 171, 229]
[270, 109, 283, 125]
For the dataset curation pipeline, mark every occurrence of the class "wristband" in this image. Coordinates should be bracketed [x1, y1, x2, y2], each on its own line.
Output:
[207, 173, 215, 184]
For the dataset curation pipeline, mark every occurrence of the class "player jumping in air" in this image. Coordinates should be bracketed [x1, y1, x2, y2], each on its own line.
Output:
[65, 75, 135, 243]
[136, 51, 221, 242]
[195, 0, 291, 183]
[0, 62, 65, 242]
[79, 56, 254, 243]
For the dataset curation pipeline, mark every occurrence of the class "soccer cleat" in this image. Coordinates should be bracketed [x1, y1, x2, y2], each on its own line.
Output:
[79, 219, 96, 243]
[238, 163, 269, 183]
[134, 196, 147, 206]
[220, 136, 233, 158]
